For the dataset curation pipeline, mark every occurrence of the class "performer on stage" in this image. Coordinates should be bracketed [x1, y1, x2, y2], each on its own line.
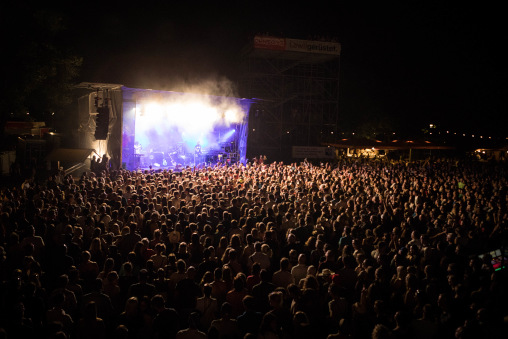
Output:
[194, 141, 202, 155]
[194, 141, 202, 165]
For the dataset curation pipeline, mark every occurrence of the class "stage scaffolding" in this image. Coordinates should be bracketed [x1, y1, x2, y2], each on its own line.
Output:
[239, 36, 341, 161]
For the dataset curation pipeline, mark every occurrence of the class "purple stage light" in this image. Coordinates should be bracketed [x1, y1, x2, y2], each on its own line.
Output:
[120, 87, 252, 170]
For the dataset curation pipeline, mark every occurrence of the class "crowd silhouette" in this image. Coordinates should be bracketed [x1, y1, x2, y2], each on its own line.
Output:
[0, 157, 506, 339]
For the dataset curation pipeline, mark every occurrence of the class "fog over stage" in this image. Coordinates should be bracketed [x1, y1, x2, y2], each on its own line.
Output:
[121, 87, 252, 171]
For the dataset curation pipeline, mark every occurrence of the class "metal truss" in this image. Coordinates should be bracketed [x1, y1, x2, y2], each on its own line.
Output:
[240, 47, 340, 160]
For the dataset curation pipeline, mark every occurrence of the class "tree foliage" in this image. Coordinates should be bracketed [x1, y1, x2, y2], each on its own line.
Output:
[0, 4, 82, 123]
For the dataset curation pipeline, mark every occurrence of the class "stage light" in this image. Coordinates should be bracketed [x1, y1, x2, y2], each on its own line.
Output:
[220, 129, 236, 142]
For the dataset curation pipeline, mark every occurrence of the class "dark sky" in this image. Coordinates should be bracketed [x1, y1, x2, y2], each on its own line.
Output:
[6, 1, 507, 135]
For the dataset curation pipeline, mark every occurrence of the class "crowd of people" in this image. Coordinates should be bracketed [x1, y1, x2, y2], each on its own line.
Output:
[0, 157, 506, 339]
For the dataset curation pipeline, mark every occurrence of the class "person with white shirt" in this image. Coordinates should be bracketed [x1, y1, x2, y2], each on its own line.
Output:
[248, 242, 271, 270]
[272, 257, 295, 288]
[291, 253, 308, 286]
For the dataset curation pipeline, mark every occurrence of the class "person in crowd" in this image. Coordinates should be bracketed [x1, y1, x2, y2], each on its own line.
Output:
[76, 301, 106, 339]
[236, 295, 263, 337]
[176, 312, 207, 339]
[195, 283, 218, 331]
[151, 294, 179, 339]
[272, 257, 295, 289]
[210, 302, 241, 339]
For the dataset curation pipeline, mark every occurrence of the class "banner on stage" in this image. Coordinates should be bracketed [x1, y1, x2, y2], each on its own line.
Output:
[253, 36, 341, 56]
[286, 38, 341, 55]
[254, 36, 286, 50]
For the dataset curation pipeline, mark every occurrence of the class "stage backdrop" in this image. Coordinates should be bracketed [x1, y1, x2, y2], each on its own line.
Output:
[120, 87, 251, 170]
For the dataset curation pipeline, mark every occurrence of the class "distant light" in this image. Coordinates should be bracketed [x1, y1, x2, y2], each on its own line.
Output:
[489, 137, 492, 139]
[472, 135, 475, 137]
[454, 132, 457, 135]
[429, 132, 432, 135]
[352, 132, 355, 135]
[463, 134, 466, 137]
[252, 129, 256, 132]
[52, 112, 55, 116]
[392, 132, 396, 135]
[26, 112, 29, 115]
[480, 136, 483, 139]
[446, 131, 449, 133]
[286, 131, 290, 134]
[331, 132, 334, 134]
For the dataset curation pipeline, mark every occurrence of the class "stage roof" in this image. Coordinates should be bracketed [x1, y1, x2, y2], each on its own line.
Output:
[74, 82, 123, 90]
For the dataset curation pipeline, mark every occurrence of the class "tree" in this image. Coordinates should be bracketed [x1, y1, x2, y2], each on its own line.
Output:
[0, 3, 82, 134]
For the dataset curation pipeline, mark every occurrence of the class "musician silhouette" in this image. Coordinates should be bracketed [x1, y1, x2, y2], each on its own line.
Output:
[194, 141, 202, 155]
[194, 141, 202, 165]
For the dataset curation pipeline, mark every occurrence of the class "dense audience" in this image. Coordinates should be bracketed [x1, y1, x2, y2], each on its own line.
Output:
[0, 157, 507, 339]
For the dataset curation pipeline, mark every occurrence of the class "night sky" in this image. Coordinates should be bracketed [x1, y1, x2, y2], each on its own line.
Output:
[4, 1, 506, 136]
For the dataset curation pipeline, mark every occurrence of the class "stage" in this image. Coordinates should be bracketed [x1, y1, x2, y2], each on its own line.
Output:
[120, 87, 252, 171]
